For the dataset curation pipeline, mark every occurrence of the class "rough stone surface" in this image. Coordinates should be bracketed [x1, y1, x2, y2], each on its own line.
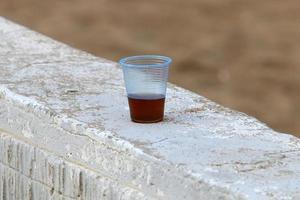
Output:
[0, 17, 300, 199]
[0, 131, 151, 200]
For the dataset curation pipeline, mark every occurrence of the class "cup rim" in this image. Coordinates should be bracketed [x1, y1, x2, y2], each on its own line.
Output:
[119, 55, 172, 68]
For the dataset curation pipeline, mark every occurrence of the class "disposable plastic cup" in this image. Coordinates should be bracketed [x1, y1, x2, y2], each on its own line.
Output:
[119, 55, 172, 123]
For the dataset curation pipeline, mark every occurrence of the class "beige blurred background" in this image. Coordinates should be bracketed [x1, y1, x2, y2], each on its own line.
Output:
[1, 0, 299, 136]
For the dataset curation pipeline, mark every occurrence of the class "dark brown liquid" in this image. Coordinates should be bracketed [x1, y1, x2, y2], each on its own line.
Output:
[128, 93, 165, 123]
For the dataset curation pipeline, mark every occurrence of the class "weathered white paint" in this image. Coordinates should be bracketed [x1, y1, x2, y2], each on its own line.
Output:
[0, 17, 300, 200]
[0, 131, 151, 200]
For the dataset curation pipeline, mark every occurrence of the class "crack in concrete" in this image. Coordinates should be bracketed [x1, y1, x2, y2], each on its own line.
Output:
[210, 153, 290, 173]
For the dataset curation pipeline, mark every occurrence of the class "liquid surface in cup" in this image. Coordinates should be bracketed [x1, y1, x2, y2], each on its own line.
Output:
[127, 93, 165, 123]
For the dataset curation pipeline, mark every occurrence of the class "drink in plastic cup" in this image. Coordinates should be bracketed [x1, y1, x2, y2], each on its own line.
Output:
[119, 55, 172, 123]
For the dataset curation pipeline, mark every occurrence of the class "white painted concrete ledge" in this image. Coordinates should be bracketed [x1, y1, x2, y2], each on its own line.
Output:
[0, 17, 299, 200]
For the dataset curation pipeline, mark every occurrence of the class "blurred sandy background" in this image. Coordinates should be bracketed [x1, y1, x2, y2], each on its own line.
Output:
[0, 0, 299, 136]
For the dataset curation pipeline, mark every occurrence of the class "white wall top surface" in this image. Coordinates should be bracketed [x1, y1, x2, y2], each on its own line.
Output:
[0, 17, 299, 199]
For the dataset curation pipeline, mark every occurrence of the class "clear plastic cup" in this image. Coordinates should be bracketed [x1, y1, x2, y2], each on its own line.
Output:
[119, 55, 172, 123]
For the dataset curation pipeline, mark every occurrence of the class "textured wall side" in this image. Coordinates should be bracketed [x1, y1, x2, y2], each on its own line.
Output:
[0, 91, 241, 200]
[0, 130, 153, 200]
